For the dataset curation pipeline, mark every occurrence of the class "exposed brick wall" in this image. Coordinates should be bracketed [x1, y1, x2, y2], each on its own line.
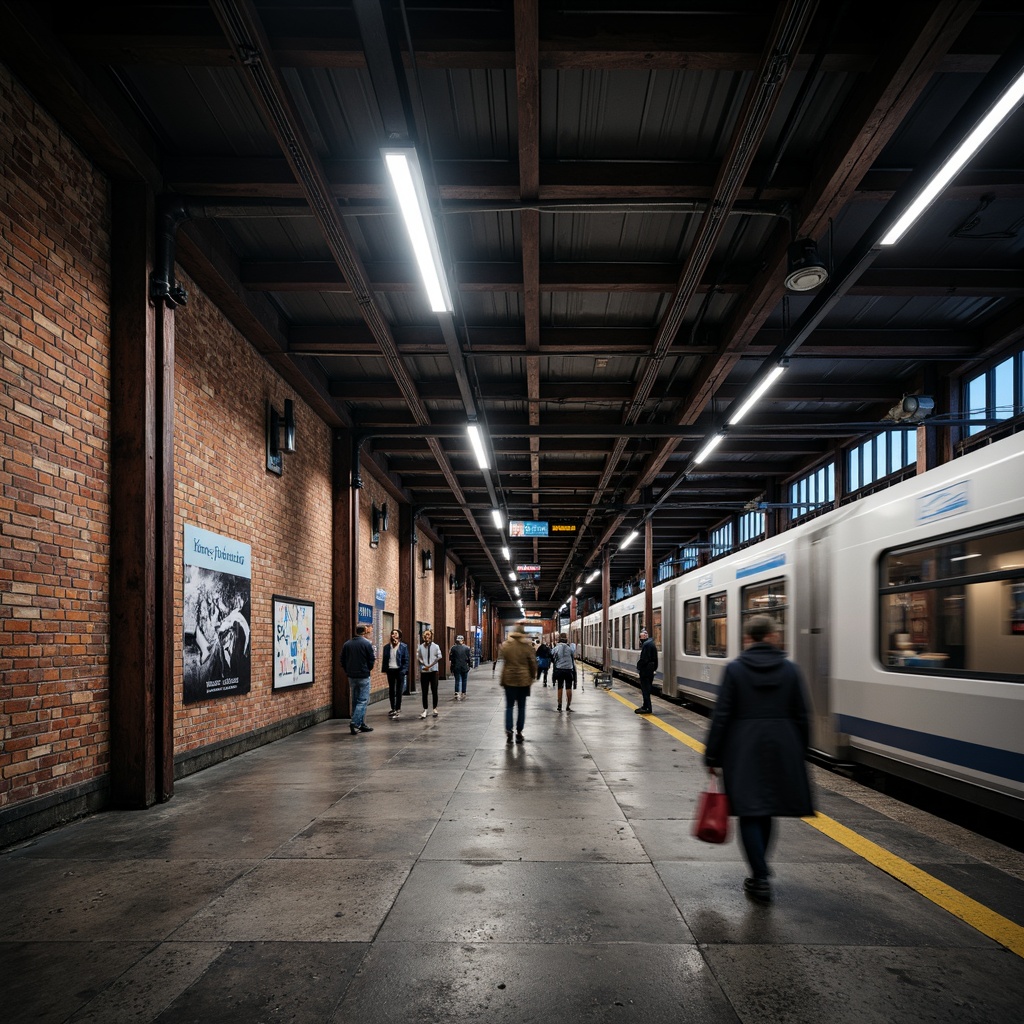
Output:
[173, 268, 334, 754]
[0, 65, 112, 810]
[354, 471, 400, 698]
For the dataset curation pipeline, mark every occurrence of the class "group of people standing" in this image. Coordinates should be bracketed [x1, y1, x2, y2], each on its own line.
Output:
[340, 626, 474, 727]
[344, 615, 813, 906]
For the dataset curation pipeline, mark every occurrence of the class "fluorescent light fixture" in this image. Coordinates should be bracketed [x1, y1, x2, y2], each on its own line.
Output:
[950, 552, 982, 563]
[491, 508, 504, 529]
[466, 421, 488, 469]
[880, 67, 1024, 246]
[502, 546, 511, 560]
[575, 586, 582, 595]
[514, 586, 520, 597]
[382, 147, 453, 312]
[728, 364, 787, 425]
[693, 433, 725, 465]
[508, 571, 517, 580]
[586, 570, 600, 584]
[620, 529, 640, 549]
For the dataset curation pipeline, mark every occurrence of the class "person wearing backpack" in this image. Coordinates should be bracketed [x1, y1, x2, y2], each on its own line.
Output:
[417, 629, 442, 718]
[551, 633, 576, 712]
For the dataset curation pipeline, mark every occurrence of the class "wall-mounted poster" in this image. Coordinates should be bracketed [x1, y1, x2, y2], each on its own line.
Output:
[273, 595, 315, 690]
[183, 525, 252, 704]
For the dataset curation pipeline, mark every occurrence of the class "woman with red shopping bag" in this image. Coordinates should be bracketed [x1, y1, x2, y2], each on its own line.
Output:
[703, 614, 814, 904]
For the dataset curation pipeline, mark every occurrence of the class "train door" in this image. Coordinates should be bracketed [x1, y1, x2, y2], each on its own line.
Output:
[807, 530, 837, 756]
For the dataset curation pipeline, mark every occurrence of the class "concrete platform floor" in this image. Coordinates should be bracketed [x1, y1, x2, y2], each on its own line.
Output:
[4, 662, 1024, 1023]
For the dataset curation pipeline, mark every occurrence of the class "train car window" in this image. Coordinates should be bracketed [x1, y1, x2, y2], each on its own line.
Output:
[881, 520, 1024, 680]
[706, 592, 728, 657]
[613, 618, 619, 649]
[741, 577, 787, 637]
[631, 612, 643, 648]
[684, 598, 701, 655]
[652, 607, 662, 650]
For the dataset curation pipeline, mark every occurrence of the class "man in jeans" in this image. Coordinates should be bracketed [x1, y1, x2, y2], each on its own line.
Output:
[340, 624, 375, 735]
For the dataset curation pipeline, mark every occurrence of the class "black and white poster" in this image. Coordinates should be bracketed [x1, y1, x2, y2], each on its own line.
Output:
[183, 525, 252, 704]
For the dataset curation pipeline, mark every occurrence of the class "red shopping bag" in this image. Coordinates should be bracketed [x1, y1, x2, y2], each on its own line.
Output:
[693, 776, 730, 844]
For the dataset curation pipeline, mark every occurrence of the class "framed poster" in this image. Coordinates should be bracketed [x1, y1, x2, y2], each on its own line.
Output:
[273, 594, 315, 690]
[183, 526, 252, 704]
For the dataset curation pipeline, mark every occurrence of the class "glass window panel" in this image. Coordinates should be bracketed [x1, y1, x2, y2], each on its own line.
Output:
[741, 578, 787, 640]
[652, 607, 662, 651]
[684, 598, 701, 655]
[967, 373, 986, 437]
[994, 357, 1014, 421]
[706, 592, 728, 657]
[876, 435, 887, 480]
[849, 446, 860, 491]
[880, 522, 1024, 678]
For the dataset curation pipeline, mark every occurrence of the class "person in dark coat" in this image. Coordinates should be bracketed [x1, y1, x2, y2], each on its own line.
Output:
[382, 628, 410, 719]
[635, 627, 658, 714]
[449, 635, 472, 700]
[535, 641, 552, 686]
[703, 614, 814, 904]
[340, 624, 376, 735]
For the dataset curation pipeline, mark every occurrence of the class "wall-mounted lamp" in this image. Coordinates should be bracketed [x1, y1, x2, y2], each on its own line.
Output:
[784, 238, 829, 292]
[266, 399, 296, 475]
[370, 501, 389, 548]
[422, 550, 433, 575]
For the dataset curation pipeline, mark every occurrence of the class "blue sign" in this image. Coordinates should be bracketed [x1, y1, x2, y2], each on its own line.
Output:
[357, 602, 374, 624]
[917, 480, 970, 524]
[184, 524, 251, 578]
[736, 552, 786, 579]
[510, 520, 549, 537]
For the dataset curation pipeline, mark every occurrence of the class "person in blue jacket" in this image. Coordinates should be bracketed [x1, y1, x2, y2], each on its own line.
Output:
[703, 614, 814, 904]
[383, 628, 410, 719]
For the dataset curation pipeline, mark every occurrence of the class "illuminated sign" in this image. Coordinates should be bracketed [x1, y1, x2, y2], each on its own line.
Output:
[524, 610, 542, 617]
[551, 523, 577, 533]
[516, 564, 541, 573]
[510, 521, 549, 537]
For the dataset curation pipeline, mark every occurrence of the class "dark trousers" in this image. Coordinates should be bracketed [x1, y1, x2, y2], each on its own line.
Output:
[739, 816, 773, 880]
[639, 673, 654, 710]
[420, 671, 439, 709]
[386, 669, 405, 711]
[504, 686, 527, 733]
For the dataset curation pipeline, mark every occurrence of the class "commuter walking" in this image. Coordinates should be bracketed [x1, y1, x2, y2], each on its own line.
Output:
[417, 629, 442, 718]
[536, 640, 552, 686]
[635, 627, 658, 714]
[703, 614, 814, 904]
[449, 634, 472, 700]
[382, 628, 409, 719]
[340, 624, 375, 735]
[551, 633, 575, 712]
[499, 625, 536, 743]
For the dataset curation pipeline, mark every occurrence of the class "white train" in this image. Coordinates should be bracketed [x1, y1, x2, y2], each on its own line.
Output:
[572, 430, 1024, 819]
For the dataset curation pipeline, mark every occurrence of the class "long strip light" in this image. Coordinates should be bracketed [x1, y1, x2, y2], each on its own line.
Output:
[620, 529, 640, 549]
[693, 432, 725, 465]
[501, 546, 511, 560]
[382, 147, 454, 312]
[491, 508, 504, 529]
[728, 364, 787, 425]
[586, 570, 600, 584]
[466, 421, 489, 469]
[880, 67, 1024, 246]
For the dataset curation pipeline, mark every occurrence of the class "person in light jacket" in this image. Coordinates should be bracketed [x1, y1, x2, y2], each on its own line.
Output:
[550, 633, 575, 712]
[499, 626, 536, 743]
[703, 615, 814, 904]
[417, 629, 442, 718]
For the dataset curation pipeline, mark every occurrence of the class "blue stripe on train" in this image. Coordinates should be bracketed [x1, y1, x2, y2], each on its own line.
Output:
[837, 714, 1024, 783]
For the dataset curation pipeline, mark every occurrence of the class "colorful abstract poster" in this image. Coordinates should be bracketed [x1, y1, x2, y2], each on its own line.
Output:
[182, 525, 252, 704]
[272, 595, 315, 689]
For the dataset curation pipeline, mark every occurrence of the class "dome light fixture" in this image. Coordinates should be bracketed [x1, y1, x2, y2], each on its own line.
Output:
[784, 237, 829, 292]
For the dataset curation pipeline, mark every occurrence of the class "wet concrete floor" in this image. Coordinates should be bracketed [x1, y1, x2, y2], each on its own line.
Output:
[4, 662, 1024, 1022]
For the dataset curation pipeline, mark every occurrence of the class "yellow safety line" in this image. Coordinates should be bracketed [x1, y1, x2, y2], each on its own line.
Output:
[603, 686, 1024, 959]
